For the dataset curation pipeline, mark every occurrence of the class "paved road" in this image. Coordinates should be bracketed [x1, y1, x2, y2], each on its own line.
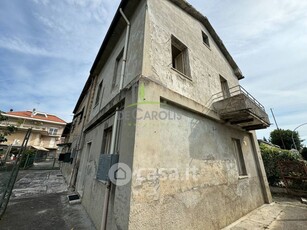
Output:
[2, 170, 306, 230]
[223, 194, 307, 230]
[0, 170, 96, 230]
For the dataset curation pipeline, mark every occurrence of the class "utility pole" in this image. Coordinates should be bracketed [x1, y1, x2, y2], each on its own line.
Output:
[270, 108, 286, 149]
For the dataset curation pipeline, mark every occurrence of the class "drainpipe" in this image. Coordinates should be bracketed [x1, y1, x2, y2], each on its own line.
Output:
[100, 8, 130, 230]
[119, 8, 131, 90]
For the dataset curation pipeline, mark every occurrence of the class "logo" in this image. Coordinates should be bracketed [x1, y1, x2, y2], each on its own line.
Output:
[108, 163, 131, 186]
[120, 82, 182, 123]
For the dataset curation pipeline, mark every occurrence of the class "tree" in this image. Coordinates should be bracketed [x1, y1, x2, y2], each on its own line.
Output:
[269, 129, 304, 151]
[301, 147, 307, 161]
[0, 111, 17, 143]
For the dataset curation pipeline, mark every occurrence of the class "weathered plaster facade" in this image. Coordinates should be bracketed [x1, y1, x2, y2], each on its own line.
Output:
[65, 0, 272, 229]
[129, 79, 270, 229]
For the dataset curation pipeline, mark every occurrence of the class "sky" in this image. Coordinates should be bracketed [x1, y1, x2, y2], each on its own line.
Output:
[0, 0, 307, 144]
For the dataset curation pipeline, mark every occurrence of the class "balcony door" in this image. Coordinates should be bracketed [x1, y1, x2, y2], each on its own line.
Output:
[220, 76, 230, 99]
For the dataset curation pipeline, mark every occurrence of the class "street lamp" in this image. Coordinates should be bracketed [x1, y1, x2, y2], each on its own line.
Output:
[292, 122, 307, 151]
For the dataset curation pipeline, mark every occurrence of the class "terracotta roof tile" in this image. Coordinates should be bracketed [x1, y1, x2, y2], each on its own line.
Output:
[6, 111, 66, 124]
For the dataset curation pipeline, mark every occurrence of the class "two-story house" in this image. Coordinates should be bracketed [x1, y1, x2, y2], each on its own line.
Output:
[0, 110, 66, 159]
[59, 78, 95, 187]
[65, 0, 272, 229]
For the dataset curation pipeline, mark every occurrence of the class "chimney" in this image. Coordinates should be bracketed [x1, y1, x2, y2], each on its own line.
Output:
[31, 108, 36, 117]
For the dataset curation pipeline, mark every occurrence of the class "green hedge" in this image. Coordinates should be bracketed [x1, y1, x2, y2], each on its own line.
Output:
[260, 143, 301, 186]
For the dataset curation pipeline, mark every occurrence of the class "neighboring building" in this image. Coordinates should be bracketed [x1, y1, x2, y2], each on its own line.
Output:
[60, 80, 95, 188]
[57, 122, 72, 158]
[0, 110, 66, 157]
[63, 0, 272, 229]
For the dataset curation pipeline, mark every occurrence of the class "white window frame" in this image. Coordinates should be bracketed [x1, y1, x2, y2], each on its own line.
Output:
[49, 127, 58, 135]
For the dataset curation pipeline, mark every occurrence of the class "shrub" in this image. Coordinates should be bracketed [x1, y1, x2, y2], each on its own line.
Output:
[301, 147, 307, 161]
[260, 143, 301, 186]
[19, 150, 36, 168]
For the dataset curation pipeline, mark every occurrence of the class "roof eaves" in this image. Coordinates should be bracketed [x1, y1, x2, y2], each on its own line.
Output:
[73, 0, 244, 114]
[73, 75, 92, 114]
[73, 0, 132, 114]
[3, 113, 66, 125]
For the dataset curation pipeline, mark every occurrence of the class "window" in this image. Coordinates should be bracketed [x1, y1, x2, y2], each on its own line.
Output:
[232, 138, 247, 176]
[112, 49, 124, 88]
[171, 36, 190, 77]
[78, 108, 84, 124]
[49, 128, 58, 135]
[95, 81, 103, 106]
[202, 31, 209, 47]
[102, 127, 113, 154]
[220, 76, 230, 99]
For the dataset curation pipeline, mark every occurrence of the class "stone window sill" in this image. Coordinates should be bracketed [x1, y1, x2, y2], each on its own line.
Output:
[238, 175, 249, 180]
[203, 42, 211, 50]
[171, 67, 192, 81]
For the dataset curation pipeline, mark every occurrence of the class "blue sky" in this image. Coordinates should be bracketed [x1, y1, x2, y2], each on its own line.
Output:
[0, 0, 307, 144]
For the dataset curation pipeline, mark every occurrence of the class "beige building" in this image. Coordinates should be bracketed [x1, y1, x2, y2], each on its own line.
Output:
[0, 110, 66, 156]
[62, 0, 272, 229]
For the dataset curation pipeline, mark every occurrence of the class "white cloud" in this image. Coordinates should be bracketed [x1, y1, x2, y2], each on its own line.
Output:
[188, 0, 307, 145]
[1, 0, 307, 143]
[0, 37, 53, 56]
[32, 0, 50, 5]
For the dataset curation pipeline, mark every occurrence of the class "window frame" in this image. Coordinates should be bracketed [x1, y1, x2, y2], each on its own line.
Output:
[78, 108, 84, 124]
[94, 81, 103, 107]
[220, 75, 231, 99]
[171, 35, 191, 78]
[49, 127, 58, 135]
[202, 31, 210, 47]
[232, 138, 247, 177]
[112, 48, 124, 89]
[102, 127, 113, 155]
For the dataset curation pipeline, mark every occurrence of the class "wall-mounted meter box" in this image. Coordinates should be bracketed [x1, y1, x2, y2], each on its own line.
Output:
[96, 154, 119, 182]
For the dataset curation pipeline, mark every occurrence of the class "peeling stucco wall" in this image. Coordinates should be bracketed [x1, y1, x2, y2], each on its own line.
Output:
[90, 0, 147, 121]
[144, 0, 239, 110]
[72, 0, 271, 229]
[129, 79, 268, 229]
[78, 88, 137, 230]
[74, 1, 147, 228]
[127, 0, 271, 227]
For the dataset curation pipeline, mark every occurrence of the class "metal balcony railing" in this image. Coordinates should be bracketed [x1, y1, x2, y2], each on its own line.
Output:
[212, 85, 265, 112]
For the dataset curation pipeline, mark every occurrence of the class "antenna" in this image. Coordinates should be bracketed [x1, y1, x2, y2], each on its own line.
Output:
[35, 102, 40, 111]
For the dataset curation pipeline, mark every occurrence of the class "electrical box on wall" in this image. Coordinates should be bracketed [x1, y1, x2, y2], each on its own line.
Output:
[97, 154, 119, 182]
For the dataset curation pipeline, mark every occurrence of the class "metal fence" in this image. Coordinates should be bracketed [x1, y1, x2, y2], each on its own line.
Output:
[0, 129, 31, 219]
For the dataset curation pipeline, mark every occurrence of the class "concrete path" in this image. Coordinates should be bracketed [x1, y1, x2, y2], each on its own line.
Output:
[223, 194, 307, 230]
[1, 169, 306, 229]
[0, 170, 96, 230]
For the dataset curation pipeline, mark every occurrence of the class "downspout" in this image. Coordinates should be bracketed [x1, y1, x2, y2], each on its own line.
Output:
[118, 8, 131, 90]
[100, 8, 130, 230]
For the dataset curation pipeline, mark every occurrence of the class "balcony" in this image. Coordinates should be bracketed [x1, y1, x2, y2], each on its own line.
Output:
[212, 85, 270, 131]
